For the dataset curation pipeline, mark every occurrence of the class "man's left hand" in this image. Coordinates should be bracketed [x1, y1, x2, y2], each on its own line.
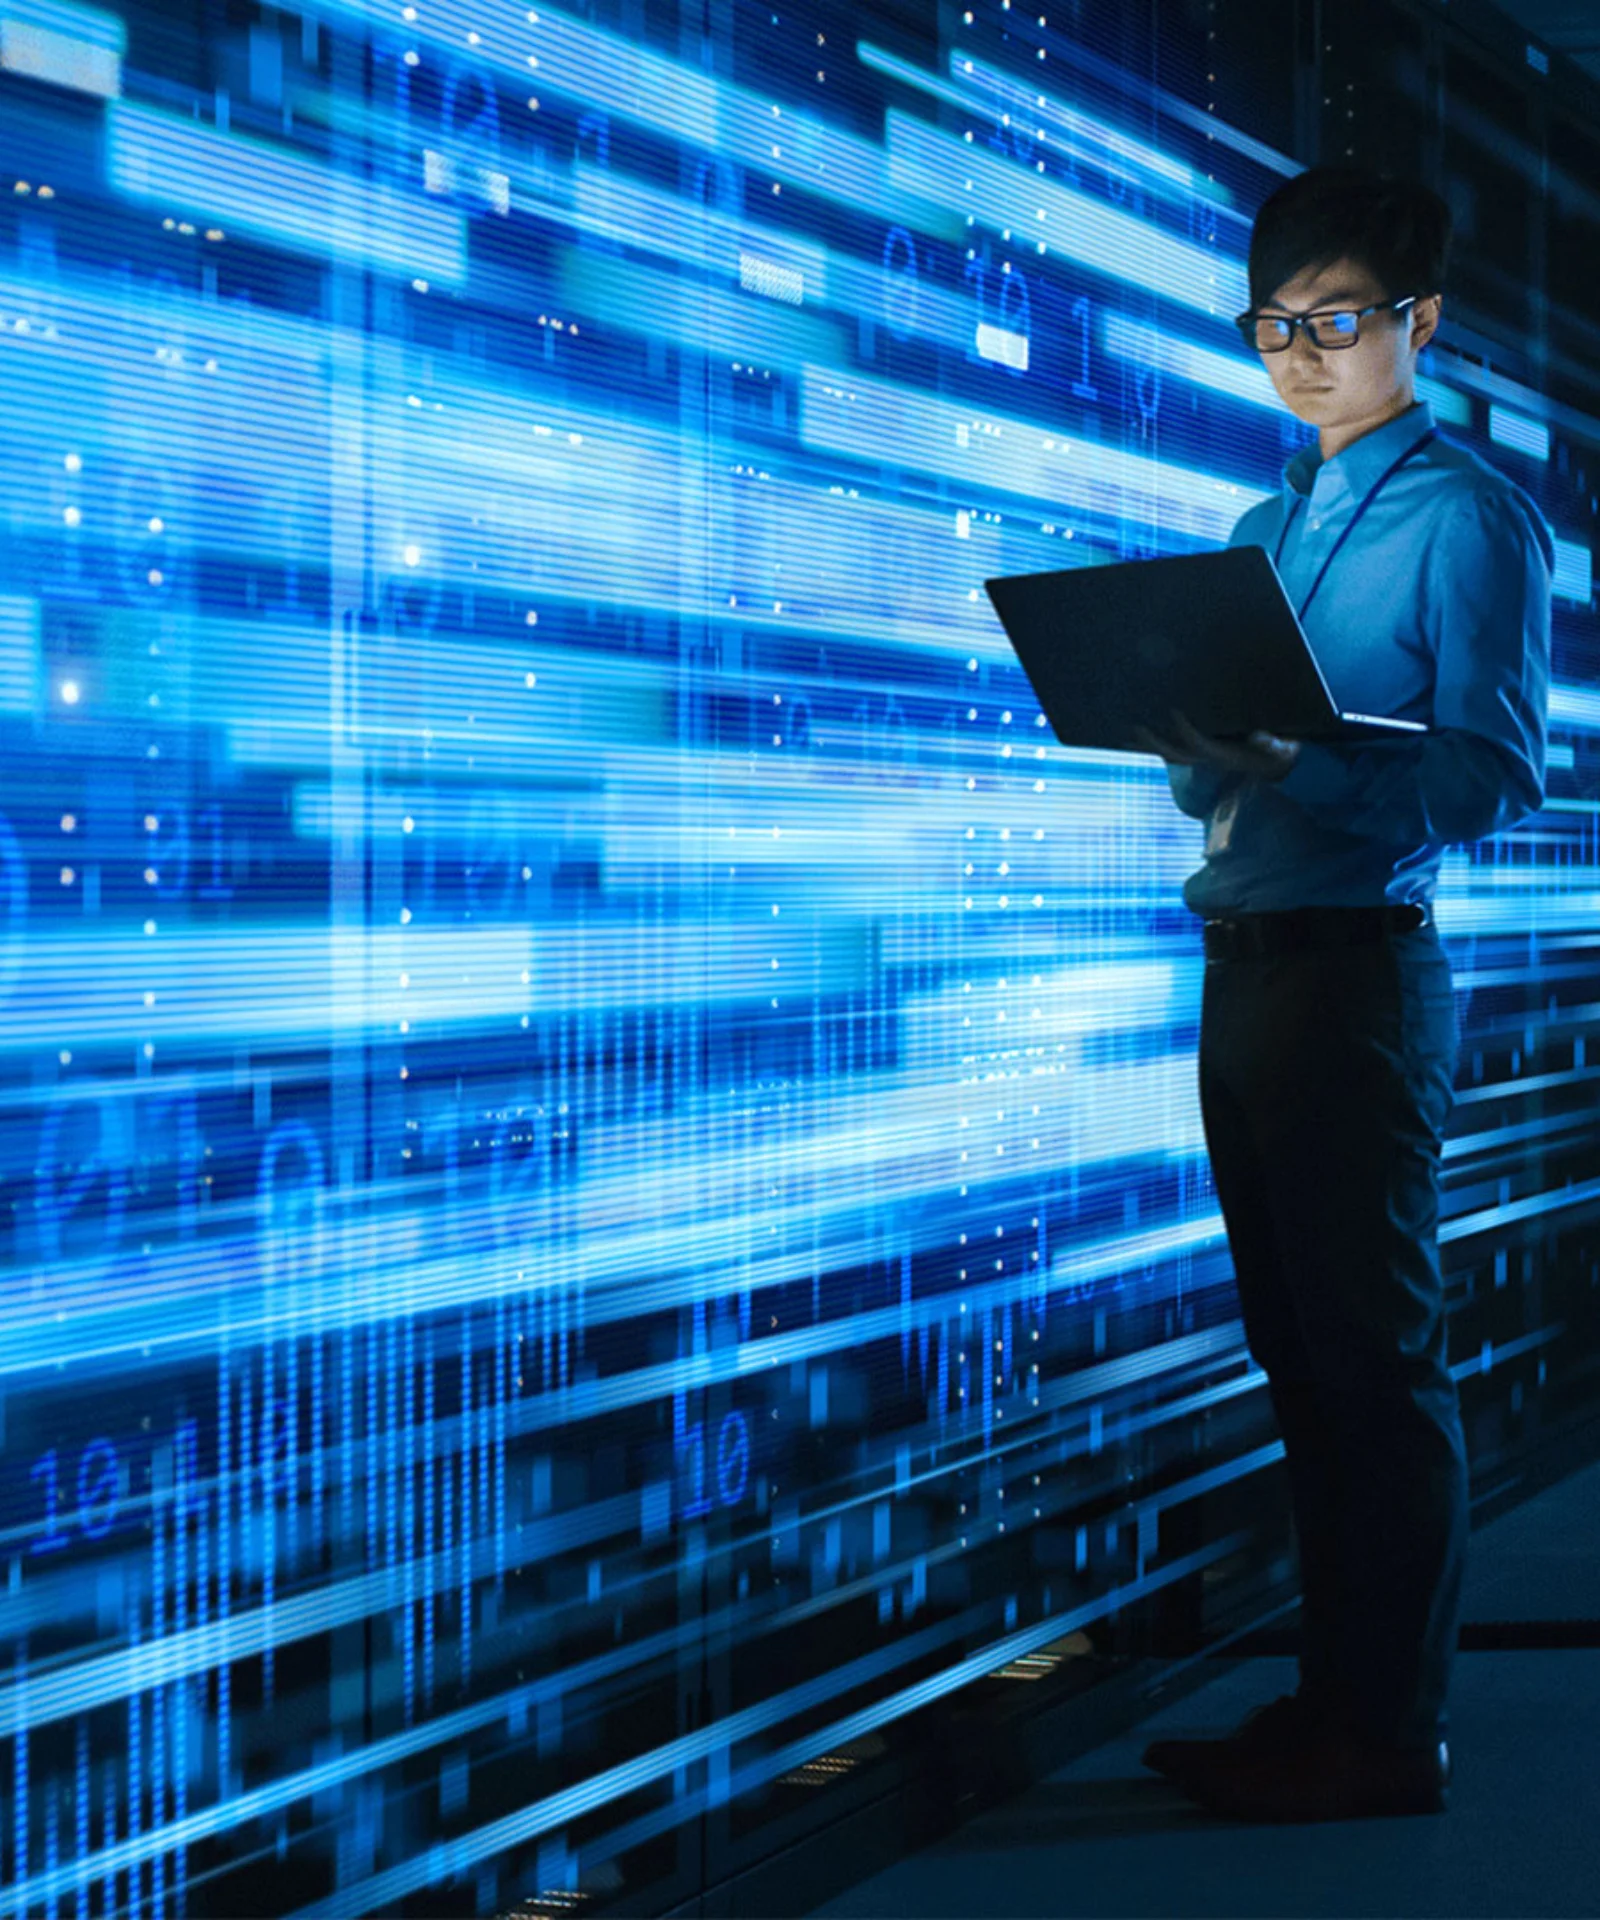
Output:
[1132, 709, 1302, 782]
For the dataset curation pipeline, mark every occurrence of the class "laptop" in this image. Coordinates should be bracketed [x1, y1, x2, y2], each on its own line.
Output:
[984, 546, 1427, 754]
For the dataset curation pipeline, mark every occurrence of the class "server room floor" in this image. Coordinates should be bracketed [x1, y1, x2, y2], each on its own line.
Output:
[808, 1454, 1600, 1920]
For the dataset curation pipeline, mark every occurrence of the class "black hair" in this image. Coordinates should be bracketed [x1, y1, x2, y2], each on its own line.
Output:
[1247, 166, 1453, 313]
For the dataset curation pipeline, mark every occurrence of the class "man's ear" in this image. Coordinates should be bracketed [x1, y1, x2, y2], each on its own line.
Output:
[1411, 292, 1442, 353]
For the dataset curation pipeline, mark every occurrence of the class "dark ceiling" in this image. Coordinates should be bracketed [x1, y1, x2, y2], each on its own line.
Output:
[1486, 0, 1600, 88]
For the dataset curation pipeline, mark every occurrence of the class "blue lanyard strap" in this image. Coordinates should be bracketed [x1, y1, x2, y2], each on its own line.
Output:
[1273, 427, 1438, 627]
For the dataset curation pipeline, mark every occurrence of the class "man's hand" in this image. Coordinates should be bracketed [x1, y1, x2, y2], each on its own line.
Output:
[1132, 709, 1302, 782]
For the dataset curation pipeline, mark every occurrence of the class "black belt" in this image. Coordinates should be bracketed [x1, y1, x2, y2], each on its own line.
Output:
[1202, 903, 1429, 961]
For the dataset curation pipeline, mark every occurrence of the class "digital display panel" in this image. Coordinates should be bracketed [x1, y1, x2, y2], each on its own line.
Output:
[0, 1, 1597, 1914]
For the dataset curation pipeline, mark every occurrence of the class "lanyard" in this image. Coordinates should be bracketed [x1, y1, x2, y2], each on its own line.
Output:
[1273, 427, 1437, 626]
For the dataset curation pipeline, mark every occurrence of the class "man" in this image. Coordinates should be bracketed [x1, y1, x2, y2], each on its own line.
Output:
[1135, 166, 1553, 1821]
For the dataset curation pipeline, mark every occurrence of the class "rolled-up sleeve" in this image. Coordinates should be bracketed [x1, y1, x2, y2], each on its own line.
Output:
[1274, 486, 1552, 845]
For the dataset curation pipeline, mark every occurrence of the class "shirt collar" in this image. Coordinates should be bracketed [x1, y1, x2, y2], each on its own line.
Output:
[1283, 398, 1436, 501]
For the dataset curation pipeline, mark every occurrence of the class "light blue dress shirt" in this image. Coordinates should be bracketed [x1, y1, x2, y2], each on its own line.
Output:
[1168, 398, 1553, 916]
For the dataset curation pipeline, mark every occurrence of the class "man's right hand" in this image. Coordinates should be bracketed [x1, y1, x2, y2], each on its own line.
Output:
[1132, 710, 1301, 782]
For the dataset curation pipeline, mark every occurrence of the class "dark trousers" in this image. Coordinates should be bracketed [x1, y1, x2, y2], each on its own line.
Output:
[1199, 922, 1467, 1751]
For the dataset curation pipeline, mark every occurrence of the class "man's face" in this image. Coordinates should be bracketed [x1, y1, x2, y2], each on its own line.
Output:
[1257, 255, 1441, 435]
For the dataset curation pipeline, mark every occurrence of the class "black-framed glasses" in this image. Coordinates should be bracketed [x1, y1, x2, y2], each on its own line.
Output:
[1234, 295, 1418, 353]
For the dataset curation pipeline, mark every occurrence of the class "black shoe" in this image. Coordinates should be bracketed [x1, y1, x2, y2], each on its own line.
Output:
[1141, 1691, 1327, 1782]
[1177, 1729, 1451, 1822]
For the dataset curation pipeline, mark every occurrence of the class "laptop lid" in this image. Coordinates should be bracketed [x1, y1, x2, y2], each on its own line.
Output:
[984, 546, 1422, 754]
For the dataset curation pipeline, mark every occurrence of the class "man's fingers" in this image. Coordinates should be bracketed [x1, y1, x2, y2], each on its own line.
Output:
[1131, 724, 1196, 763]
[1141, 710, 1299, 779]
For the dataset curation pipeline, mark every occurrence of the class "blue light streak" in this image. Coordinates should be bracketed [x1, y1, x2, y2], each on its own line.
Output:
[1488, 401, 1552, 462]
[106, 103, 469, 283]
[883, 112, 1251, 318]
[1553, 538, 1593, 604]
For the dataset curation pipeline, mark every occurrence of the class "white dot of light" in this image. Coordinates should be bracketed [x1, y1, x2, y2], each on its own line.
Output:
[403, 543, 422, 567]
[60, 679, 80, 705]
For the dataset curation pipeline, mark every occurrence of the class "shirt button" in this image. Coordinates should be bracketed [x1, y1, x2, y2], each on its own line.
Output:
[1309, 516, 1322, 531]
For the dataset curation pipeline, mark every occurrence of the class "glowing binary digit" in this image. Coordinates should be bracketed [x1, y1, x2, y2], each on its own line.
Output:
[196, 802, 234, 901]
[1132, 357, 1162, 431]
[439, 63, 507, 215]
[963, 249, 989, 363]
[28, 1450, 69, 1554]
[76, 1439, 121, 1540]
[1068, 294, 1099, 399]
[576, 108, 610, 173]
[34, 1097, 129, 1267]
[716, 1411, 750, 1507]
[881, 226, 920, 341]
[997, 265, 1030, 376]
[678, 1416, 710, 1522]
[145, 798, 192, 900]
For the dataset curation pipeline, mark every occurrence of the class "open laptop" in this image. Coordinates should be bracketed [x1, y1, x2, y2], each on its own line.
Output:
[984, 546, 1427, 753]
